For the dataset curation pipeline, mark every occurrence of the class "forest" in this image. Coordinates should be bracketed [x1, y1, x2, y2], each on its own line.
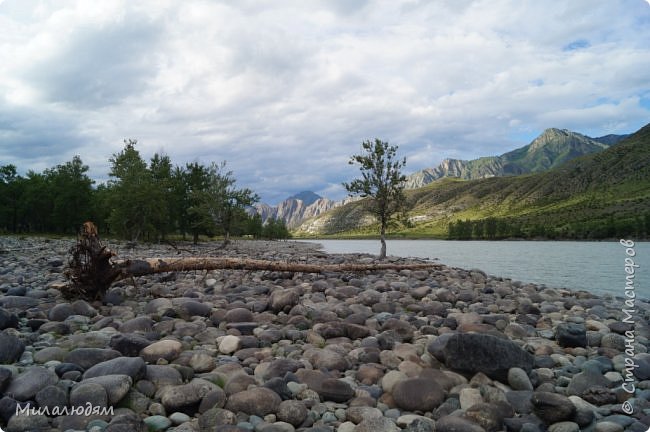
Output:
[0, 140, 289, 242]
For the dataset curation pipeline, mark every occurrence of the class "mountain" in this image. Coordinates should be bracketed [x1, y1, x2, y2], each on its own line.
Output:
[287, 191, 321, 206]
[404, 128, 624, 189]
[295, 123, 650, 239]
[253, 191, 340, 228]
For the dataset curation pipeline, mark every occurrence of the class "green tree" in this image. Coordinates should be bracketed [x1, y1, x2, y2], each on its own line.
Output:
[343, 139, 406, 259]
[263, 217, 290, 240]
[245, 212, 264, 239]
[0, 165, 23, 232]
[149, 153, 174, 240]
[107, 139, 163, 241]
[187, 162, 258, 245]
[21, 171, 52, 232]
[47, 155, 94, 233]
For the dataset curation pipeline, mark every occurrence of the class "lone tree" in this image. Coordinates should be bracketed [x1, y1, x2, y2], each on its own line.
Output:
[343, 139, 407, 259]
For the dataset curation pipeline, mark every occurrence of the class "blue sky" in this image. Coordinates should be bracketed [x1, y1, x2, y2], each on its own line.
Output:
[1, 0, 649, 204]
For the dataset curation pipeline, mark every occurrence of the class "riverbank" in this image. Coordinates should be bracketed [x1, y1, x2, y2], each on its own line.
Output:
[0, 237, 649, 432]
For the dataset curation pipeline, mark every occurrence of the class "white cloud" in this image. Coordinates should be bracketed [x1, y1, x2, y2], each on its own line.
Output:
[0, 0, 649, 203]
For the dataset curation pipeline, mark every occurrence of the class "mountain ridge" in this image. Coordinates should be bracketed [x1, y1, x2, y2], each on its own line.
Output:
[404, 128, 625, 189]
[258, 127, 629, 229]
[294, 123, 649, 239]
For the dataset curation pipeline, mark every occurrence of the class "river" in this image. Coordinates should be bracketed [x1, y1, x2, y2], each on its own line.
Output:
[305, 239, 649, 299]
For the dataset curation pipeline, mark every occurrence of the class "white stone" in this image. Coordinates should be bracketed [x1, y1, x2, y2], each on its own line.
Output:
[380, 370, 407, 393]
[218, 335, 241, 354]
[459, 387, 483, 410]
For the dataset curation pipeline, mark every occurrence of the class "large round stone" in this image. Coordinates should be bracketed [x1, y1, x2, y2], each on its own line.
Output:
[276, 400, 308, 427]
[427, 332, 534, 382]
[268, 289, 299, 313]
[83, 356, 146, 380]
[64, 348, 121, 370]
[0, 331, 24, 364]
[81, 374, 132, 405]
[140, 339, 183, 363]
[160, 378, 219, 412]
[392, 377, 445, 412]
[224, 387, 281, 416]
[5, 367, 58, 401]
[531, 391, 576, 424]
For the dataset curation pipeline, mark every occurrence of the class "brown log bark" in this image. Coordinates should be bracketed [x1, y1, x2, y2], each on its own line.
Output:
[114, 257, 438, 278]
[62, 222, 439, 301]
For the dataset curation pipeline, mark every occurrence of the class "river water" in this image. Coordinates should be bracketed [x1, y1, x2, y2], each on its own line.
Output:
[306, 239, 649, 299]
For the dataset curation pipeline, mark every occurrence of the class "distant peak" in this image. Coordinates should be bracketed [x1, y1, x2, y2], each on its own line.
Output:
[286, 190, 322, 206]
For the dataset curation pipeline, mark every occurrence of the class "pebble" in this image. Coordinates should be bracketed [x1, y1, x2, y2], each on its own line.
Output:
[0, 237, 647, 432]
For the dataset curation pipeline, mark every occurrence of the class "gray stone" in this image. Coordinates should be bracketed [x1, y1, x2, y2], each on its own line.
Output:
[0, 296, 38, 309]
[225, 387, 281, 417]
[109, 333, 152, 356]
[555, 323, 587, 348]
[392, 377, 445, 412]
[531, 392, 576, 425]
[428, 332, 534, 382]
[82, 374, 132, 405]
[224, 308, 254, 323]
[140, 339, 183, 363]
[269, 289, 299, 313]
[35, 385, 67, 411]
[436, 416, 486, 432]
[276, 400, 308, 427]
[314, 378, 355, 403]
[169, 412, 191, 425]
[355, 417, 400, 432]
[144, 415, 172, 431]
[0, 308, 18, 330]
[566, 370, 611, 397]
[198, 407, 238, 429]
[48, 303, 75, 321]
[505, 390, 533, 414]
[83, 356, 146, 380]
[348, 406, 383, 424]
[0, 331, 25, 364]
[70, 382, 108, 408]
[548, 422, 579, 432]
[65, 348, 121, 370]
[145, 365, 183, 389]
[303, 348, 348, 371]
[33, 346, 67, 363]
[633, 353, 650, 380]
[119, 316, 154, 333]
[5, 366, 58, 401]
[508, 367, 534, 391]
[179, 300, 211, 318]
[160, 378, 219, 411]
[594, 421, 624, 432]
[198, 388, 227, 413]
[6, 413, 50, 432]
[71, 300, 98, 317]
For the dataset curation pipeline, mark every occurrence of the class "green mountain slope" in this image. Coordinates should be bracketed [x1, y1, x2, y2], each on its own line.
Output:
[296, 123, 650, 239]
[405, 128, 621, 189]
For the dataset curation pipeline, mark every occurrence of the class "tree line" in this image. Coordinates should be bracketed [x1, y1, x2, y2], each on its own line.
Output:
[448, 214, 650, 240]
[0, 140, 290, 242]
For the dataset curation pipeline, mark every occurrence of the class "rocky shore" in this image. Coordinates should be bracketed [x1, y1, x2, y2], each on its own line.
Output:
[0, 236, 649, 432]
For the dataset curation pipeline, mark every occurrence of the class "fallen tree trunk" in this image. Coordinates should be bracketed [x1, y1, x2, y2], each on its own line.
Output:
[62, 222, 439, 301]
[117, 257, 438, 277]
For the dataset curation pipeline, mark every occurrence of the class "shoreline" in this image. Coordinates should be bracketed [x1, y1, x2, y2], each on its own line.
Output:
[0, 237, 648, 432]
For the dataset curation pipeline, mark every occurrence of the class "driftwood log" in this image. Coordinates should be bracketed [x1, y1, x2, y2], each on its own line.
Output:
[63, 222, 439, 301]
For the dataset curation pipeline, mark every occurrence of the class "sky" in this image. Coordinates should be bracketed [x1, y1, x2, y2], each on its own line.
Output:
[1, 0, 649, 204]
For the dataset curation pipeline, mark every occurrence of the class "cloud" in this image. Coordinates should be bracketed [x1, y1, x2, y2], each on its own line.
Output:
[0, 0, 649, 203]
